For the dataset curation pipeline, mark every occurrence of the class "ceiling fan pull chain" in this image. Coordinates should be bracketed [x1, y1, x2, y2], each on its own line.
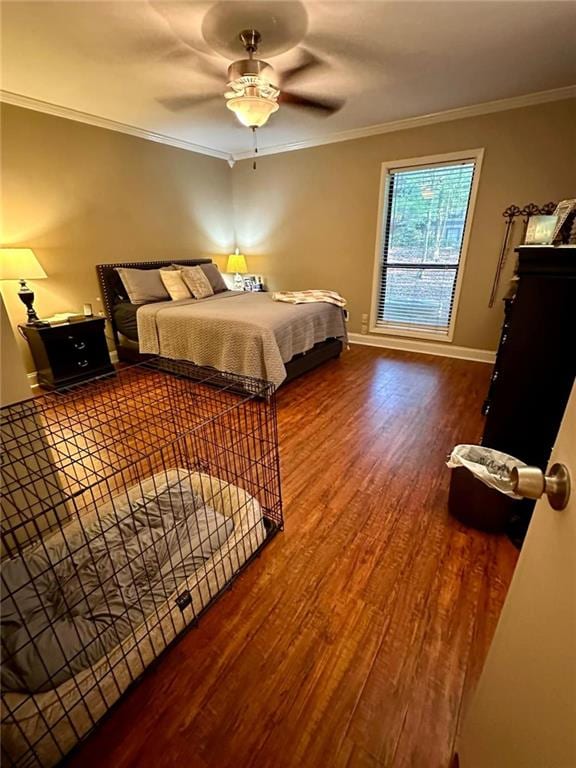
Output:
[252, 126, 259, 171]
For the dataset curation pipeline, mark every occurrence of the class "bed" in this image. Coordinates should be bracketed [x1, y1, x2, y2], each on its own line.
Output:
[97, 260, 345, 387]
[1, 469, 266, 767]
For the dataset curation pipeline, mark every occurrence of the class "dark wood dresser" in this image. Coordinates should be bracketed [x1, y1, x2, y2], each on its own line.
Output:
[482, 246, 575, 467]
[450, 246, 575, 541]
[20, 317, 115, 390]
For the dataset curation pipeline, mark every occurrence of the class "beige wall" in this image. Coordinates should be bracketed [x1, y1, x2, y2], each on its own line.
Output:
[0, 104, 235, 372]
[2, 98, 574, 378]
[1, 293, 31, 404]
[231, 98, 576, 351]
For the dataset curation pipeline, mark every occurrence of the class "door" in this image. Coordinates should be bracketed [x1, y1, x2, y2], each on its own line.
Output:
[458, 381, 576, 768]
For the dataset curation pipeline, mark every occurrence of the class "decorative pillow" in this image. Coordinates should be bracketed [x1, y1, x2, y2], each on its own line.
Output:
[200, 264, 228, 294]
[115, 268, 169, 305]
[181, 266, 214, 299]
[160, 269, 192, 301]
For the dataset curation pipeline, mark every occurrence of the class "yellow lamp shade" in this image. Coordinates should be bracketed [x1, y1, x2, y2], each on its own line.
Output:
[227, 249, 248, 274]
[0, 248, 47, 280]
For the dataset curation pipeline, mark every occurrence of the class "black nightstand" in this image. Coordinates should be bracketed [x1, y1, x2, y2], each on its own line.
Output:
[20, 317, 115, 390]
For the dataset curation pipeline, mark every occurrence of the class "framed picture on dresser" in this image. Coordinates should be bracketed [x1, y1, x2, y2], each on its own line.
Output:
[551, 199, 576, 243]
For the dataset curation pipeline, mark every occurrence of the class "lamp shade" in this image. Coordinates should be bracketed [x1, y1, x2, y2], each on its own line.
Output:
[0, 249, 47, 280]
[227, 249, 248, 274]
[226, 96, 279, 128]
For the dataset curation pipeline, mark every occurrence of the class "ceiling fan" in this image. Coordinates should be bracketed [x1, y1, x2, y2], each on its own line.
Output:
[161, 28, 345, 130]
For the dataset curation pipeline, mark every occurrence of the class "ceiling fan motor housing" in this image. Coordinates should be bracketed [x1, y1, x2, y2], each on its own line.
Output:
[227, 59, 276, 85]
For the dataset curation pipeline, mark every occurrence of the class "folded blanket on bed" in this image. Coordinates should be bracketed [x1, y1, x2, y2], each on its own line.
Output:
[271, 290, 347, 309]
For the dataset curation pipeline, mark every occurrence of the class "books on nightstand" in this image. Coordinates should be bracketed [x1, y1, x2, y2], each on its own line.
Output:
[42, 312, 89, 326]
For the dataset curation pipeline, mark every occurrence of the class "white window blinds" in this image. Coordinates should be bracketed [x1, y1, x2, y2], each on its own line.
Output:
[375, 159, 476, 336]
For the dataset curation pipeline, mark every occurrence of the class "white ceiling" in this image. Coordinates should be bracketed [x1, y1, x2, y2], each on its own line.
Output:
[1, 1, 575, 158]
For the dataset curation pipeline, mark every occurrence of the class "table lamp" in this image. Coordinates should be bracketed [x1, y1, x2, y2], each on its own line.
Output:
[0, 248, 48, 325]
[227, 248, 248, 290]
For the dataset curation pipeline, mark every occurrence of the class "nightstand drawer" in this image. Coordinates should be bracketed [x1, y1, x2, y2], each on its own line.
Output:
[46, 349, 108, 380]
[20, 317, 115, 390]
[43, 325, 109, 370]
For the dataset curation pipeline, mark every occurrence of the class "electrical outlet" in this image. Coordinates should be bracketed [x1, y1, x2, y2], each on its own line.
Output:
[361, 313, 369, 334]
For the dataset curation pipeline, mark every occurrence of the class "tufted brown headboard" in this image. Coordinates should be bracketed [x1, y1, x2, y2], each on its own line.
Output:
[96, 259, 212, 319]
[96, 259, 212, 355]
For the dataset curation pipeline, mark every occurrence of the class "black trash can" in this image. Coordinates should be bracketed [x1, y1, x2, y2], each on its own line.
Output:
[448, 466, 515, 533]
[447, 444, 526, 534]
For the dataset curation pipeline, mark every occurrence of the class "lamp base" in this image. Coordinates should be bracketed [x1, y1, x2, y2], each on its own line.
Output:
[233, 273, 245, 290]
[18, 280, 49, 326]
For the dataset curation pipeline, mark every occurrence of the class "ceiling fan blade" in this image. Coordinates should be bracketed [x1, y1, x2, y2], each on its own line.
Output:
[281, 48, 326, 86]
[279, 91, 344, 115]
[158, 93, 222, 112]
[306, 33, 417, 74]
[124, 33, 224, 81]
[162, 47, 225, 80]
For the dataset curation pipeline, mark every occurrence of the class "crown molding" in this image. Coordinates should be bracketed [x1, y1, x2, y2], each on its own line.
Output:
[2, 85, 574, 163]
[232, 85, 576, 160]
[0, 90, 232, 161]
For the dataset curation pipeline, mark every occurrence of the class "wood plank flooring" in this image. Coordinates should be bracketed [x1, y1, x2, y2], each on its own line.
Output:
[67, 346, 518, 768]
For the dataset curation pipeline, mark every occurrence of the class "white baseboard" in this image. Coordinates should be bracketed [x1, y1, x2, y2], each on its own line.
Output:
[348, 332, 496, 364]
[27, 350, 119, 390]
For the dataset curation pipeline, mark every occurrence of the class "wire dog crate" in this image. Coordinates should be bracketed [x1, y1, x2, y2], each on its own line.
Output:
[1, 361, 282, 767]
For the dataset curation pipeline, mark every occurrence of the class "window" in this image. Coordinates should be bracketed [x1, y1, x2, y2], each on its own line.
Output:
[371, 150, 482, 341]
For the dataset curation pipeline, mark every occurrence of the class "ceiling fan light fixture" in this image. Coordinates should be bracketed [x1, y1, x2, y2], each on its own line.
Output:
[226, 95, 279, 128]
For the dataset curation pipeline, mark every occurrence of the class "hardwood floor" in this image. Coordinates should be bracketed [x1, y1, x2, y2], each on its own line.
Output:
[67, 346, 518, 768]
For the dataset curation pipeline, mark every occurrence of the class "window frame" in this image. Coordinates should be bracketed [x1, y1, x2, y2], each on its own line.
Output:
[369, 148, 484, 343]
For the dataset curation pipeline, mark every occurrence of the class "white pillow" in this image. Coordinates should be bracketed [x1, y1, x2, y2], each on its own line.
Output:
[160, 269, 192, 301]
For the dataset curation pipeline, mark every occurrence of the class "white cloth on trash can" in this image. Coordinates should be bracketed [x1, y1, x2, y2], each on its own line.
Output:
[446, 444, 527, 498]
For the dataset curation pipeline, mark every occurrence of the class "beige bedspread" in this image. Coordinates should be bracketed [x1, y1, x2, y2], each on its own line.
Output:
[137, 291, 347, 388]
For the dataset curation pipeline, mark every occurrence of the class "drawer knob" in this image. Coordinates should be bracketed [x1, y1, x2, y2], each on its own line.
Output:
[74, 341, 86, 351]
[77, 359, 89, 368]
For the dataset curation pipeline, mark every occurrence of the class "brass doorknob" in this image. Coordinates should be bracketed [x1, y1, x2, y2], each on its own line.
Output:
[510, 463, 571, 511]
